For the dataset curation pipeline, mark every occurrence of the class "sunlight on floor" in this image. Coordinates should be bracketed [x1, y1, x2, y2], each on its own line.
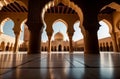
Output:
[0, 51, 117, 55]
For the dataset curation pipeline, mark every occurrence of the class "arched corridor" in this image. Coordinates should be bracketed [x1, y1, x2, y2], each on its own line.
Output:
[98, 21, 113, 52]
[0, 0, 119, 53]
[0, 18, 15, 51]
[58, 44, 62, 51]
[0, 0, 120, 79]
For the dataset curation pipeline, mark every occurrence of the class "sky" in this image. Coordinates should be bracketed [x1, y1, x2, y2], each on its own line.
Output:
[3, 20, 111, 42]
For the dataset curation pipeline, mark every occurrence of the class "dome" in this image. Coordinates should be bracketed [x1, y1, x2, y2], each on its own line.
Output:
[54, 32, 64, 41]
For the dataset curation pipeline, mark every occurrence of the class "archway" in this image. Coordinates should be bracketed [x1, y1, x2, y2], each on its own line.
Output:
[0, 41, 5, 51]
[42, 0, 84, 53]
[98, 21, 111, 39]
[41, 25, 48, 42]
[0, 18, 15, 51]
[58, 44, 62, 51]
[19, 19, 29, 51]
[42, 0, 83, 26]
[99, 2, 120, 52]
[52, 19, 68, 41]
[20, 19, 27, 41]
[1, 18, 15, 37]
[73, 21, 83, 41]
[73, 21, 84, 51]
[52, 20, 68, 52]
[98, 20, 112, 52]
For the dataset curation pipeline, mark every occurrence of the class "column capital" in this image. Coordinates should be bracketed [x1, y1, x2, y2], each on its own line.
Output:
[26, 22, 44, 32]
[13, 31, 21, 53]
[68, 32, 74, 37]
[48, 35, 52, 41]
[82, 10, 100, 32]
[46, 31, 53, 40]
[47, 32, 53, 36]
[84, 23, 100, 33]
[13, 30, 21, 36]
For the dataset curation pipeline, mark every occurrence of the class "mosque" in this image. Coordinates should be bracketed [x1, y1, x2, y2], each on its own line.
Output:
[19, 25, 113, 52]
[0, 0, 120, 79]
[0, 0, 119, 54]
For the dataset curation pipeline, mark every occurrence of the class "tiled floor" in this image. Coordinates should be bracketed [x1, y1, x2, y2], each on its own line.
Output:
[0, 52, 120, 79]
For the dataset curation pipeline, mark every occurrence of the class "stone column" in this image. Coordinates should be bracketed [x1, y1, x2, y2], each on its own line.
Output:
[84, 29, 99, 54]
[67, 21, 74, 53]
[27, 22, 43, 54]
[111, 33, 119, 52]
[26, 0, 46, 54]
[83, 13, 100, 54]
[74, 0, 101, 54]
[68, 33, 74, 53]
[48, 35, 52, 53]
[13, 31, 20, 53]
[46, 24, 53, 53]
[12, 17, 23, 53]
[69, 36, 73, 52]
[82, 6, 100, 54]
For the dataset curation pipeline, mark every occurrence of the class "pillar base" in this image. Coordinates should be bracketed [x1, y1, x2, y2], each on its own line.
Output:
[69, 50, 73, 53]
[28, 51, 40, 54]
[84, 50, 99, 54]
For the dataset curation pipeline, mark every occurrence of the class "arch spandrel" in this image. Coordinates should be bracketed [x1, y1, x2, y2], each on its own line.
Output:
[0, 0, 28, 11]
[116, 20, 120, 31]
[100, 2, 120, 12]
[113, 12, 120, 32]
[0, 15, 27, 36]
[44, 13, 79, 31]
[98, 14, 113, 33]
[16, 0, 28, 9]
[0, 16, 8, 25]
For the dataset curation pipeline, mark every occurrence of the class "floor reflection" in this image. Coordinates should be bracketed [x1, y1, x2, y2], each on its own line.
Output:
[100, 53, 114, 79]
[0, 52, 120, 79]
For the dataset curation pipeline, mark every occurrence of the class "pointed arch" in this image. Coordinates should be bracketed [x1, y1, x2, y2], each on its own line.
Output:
[53, 19, 68, 28]
[100, 19, 112, 33]
[42, 0, 83, 28]
[98, 20, 111, 39]
[100, 2, 120, 12]
[0, 17, 14, 34]
[73, 20, 83, 41]
[52, 19, 68, 41]
[20, 19, 27, 40]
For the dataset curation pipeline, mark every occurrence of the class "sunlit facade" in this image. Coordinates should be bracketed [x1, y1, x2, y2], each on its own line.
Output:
[0, 0, 120, 79]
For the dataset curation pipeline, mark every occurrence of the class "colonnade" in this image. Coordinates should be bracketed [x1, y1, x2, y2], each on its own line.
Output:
[46, 32, 74, 53]
[23, 0, 120, 54]
[0, 0, 120, 54]
[44, 12, 78, 53]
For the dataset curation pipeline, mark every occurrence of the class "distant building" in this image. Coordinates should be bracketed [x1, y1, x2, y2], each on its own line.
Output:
[0, 33, 23, 51]
[21, 27, 114, 52]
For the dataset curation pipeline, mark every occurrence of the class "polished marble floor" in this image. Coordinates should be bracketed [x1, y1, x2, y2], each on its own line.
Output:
[0, 52, 120, 79]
